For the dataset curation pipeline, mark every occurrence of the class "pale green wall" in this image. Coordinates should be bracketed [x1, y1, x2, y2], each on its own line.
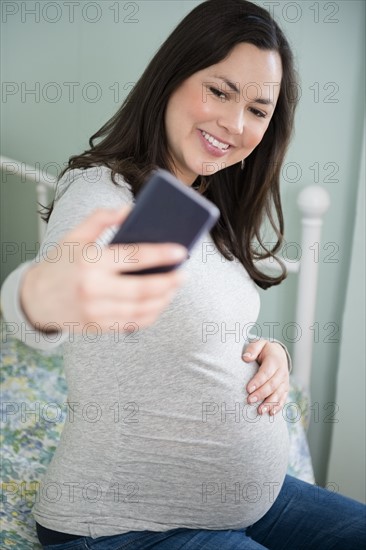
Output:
[1, 1, 365, 492]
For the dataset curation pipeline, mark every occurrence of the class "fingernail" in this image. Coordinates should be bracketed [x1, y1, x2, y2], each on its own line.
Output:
[249, 385, 256, 393]
[262, 407, 267, 414]
[171, 246, 187, 260]
[248, 395, 258, 403]
[243, 352, 253, 359]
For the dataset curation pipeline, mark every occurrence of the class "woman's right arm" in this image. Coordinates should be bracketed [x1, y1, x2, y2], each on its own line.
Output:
[1, 170, 188, 351]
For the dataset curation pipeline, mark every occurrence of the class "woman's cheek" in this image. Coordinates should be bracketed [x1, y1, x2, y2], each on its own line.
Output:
[244, 125, 268, 152]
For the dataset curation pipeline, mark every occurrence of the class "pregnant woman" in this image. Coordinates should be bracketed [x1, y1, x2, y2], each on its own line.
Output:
[2, 0, 365, 548]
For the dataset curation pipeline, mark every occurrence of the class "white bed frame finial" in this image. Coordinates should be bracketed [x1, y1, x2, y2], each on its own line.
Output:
[297, 185, 330, 218]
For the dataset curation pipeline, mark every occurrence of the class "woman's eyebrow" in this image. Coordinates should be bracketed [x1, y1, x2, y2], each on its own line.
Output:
[211, 74, 241, 93]
[210, 74, 274, 106]
[255, 97, 274, 106]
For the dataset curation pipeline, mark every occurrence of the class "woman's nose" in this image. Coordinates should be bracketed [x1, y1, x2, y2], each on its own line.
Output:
[217, 106, 245, 135]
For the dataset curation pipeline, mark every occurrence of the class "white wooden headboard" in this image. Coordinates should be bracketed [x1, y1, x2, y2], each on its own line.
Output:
[0, 155, 330, 393]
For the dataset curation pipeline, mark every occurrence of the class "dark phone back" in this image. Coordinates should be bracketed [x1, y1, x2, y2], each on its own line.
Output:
[110, 169, 220, 275]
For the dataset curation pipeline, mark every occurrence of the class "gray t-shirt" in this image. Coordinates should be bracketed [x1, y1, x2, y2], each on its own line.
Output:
[1, 166, 289, 538]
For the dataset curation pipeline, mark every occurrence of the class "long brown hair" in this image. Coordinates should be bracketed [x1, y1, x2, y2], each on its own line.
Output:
[41, 0, 299, 289]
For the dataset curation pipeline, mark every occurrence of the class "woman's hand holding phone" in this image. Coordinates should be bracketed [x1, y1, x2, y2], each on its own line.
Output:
[20, 206, 188, 335]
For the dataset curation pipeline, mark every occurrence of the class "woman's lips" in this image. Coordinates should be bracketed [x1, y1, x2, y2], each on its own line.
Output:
[197, 129, 232, 158]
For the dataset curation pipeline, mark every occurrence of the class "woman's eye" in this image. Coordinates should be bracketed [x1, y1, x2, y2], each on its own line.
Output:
[250, 108, 267, 118]
[209, 86, 227, 100]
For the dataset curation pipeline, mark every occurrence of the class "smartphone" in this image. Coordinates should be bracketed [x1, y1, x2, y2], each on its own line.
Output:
[109, 168, 220, 275]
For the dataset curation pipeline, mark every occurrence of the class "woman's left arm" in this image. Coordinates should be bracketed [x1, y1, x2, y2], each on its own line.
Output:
[242, 339, 291, 415]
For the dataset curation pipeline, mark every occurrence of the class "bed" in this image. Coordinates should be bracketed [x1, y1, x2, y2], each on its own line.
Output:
[0, 155, 330, 549]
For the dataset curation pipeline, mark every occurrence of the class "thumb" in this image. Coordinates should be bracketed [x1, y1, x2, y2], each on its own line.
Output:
[62, 205, 132, 246]
[242, 338, 267, 362]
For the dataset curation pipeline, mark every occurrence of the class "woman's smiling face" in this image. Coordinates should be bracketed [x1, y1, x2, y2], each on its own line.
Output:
[164, 42, 283, 185]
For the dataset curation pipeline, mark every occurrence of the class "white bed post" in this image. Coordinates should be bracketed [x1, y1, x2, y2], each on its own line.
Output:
[293, 186, 330, 391]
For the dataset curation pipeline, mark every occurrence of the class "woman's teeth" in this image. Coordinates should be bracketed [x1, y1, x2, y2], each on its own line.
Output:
[201, 130, 230, 150]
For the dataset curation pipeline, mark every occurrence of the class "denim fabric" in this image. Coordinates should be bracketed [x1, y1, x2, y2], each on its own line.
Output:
[40, 475, 366, 550]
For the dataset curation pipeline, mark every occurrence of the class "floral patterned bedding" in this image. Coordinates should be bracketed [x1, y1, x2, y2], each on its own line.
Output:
[0, 314, 315, 549]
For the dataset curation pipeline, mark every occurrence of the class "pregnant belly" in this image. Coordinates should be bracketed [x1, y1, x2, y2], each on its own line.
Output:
[105, 359, 290, 530]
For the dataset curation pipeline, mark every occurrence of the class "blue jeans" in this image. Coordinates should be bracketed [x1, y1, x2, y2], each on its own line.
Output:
[40, 475, 366, 549]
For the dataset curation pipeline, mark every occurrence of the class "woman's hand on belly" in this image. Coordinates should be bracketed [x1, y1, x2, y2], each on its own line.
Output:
[242, 339, 290, 416]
